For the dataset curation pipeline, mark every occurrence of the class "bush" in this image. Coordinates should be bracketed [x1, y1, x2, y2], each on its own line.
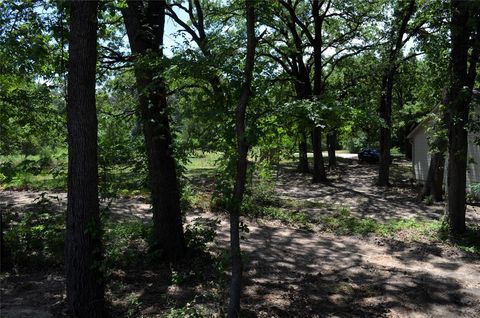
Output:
[184, 219, 218, 252]
[38, 148, 54, 169]
[0, 160, 16, 183]
[103, 220, 151, 268]
[467, 183, 480, 203]
[4, 199, 64, 267]
[164, 301, 204, 318]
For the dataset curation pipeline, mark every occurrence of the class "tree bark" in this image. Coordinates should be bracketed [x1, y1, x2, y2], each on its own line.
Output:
[422, 152, 445, 201]
[122, 0, 185, 260]
[297, 128, 310, 173]
[446, 0, 480, 234]
[327, 130, 337, 168]
[65, 1, 104, 316]
[311, 0, 328, 183]
[378, 0, 417, 186]
[378, 72, 393, 186]
[421, 100, 449, 202]
[228, 2, 256, 317]
[312, 127, 327, 182]
[1, 213, 12, 272]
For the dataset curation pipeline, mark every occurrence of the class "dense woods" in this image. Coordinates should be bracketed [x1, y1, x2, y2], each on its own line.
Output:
[1, 0, 480, 317]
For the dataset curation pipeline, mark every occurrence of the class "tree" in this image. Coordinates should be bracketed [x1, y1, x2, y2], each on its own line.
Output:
[415, 1, 450, 201]
[65, 1, 104, 316]
[446, 0, 480, 234]
[260, 1, 313, 173]
[270, 0, 376, 182]
[377, 0, 419, 186]
[228, 1, 258, 316]
[122, 0, 186, 260]
[421, 102, 448, 202]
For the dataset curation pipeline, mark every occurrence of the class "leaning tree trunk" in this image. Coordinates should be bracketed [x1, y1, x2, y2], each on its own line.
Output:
[297, 128, 310, 173]
[327, 130, 337, 168]
[65, 1, 105, 317]
[228, 2, 256, 317]
[421, 152, 445, 201]
[122, 0, 185, 260]
[312, 127, 327, 182]
[447, 0, 480, 234]
[378, 73, 393, 186]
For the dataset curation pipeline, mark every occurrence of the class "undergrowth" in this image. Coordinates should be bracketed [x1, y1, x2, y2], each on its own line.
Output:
[320, 208, 480, 254]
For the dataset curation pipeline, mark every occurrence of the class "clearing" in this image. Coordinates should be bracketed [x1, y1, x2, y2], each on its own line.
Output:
[1, 160, 480, 317]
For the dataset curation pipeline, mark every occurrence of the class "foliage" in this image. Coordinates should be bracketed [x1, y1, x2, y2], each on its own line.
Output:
[164, 301, 205, 318]
[184, 219, 218, 252]
[320, 208, 479, 254]
[3, 194, 64, 267]
[103, 220, 151, 269]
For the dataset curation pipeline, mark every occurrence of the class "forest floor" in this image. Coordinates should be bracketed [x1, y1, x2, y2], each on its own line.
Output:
[1, 160, 480, 317]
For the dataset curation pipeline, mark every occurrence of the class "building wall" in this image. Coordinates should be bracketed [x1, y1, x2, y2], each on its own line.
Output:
[467, 133, 480, 185]
[411, 127, 480, 187]
[412, 128, 430, 182]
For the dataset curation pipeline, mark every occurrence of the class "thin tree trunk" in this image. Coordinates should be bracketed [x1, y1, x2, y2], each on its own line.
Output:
[1, 213, 12, 272]
[378, 73, 393, 186]
[447, 0, 480, 234]
[228, 2, 256, 317]
[298, 128, 309, 173]
[327, 130, 337, 168]
[378, 0, 417, 186]
[421, 152, 445, 201]
[421, 100, 448, 202]
[312, 127, 327, 182]
[122, 0, 185, 260]
[65, 1, 104, 316]
[311, 0, 327, 183]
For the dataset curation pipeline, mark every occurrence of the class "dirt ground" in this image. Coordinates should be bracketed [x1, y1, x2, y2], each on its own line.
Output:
[1, 161, 480, 317]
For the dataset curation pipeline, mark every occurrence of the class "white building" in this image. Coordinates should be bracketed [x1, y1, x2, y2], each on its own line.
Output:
[407, 121, 480, 187]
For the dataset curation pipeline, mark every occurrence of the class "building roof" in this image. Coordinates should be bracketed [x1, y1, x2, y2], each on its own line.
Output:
[406, 90, 480, 140]
[406, 104, 439, 140]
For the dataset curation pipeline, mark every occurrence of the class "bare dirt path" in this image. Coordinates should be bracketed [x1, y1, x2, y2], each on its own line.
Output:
[1, 163, 480, 317]
[216, 219, 480, 317]
[276, 162, 480, 223]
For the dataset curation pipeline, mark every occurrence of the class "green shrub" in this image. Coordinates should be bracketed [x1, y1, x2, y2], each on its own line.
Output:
[38, 148, 54, 169]
[164, 301, 204, 318]
[184, 220, 218, 252]
[0, 160, 16, 183]
[4, 201, 64, 267]
[103, 220, 151, 268]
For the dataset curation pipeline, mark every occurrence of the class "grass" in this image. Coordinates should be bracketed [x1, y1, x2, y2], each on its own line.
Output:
[1, 151, 223, 195]
[252, 206, 311, 227]
[318, 207, 479, 254]
[2, 172, 66, 190]
[278, 197, 333, 210]
[185, 152, 222, 172]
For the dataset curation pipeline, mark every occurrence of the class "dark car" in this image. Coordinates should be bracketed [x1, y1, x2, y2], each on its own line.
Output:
[358, 148, 380, 163]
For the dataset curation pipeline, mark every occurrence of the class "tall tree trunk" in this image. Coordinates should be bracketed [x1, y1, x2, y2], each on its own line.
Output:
[378, 73, 393, 186]
[447, 0, 480, 234]
[297, 128, 309, 173]
[327, 130, 337, 168]
[228, 2, 256, 317]
[122, 0, 185, 260]
[422, 152, 445, 201]
[65, 1, 104, 317]
[378, 0, 417, 186]
[311, 0, 327, 183]
[312, 127, 327, 182]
